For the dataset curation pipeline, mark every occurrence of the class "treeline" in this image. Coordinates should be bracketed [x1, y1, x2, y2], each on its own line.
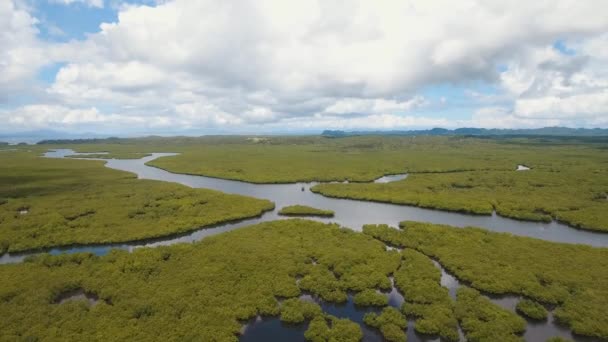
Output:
[321, 127, 608, 137]
[278, 205, 335, 217]
[37, 137, 124, 144]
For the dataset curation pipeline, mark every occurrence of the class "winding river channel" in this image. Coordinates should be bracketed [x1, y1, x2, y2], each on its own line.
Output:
[1, 149, 605, 341]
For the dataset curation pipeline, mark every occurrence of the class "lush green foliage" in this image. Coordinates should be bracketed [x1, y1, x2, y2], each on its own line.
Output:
[58, 135, 608, 231]
[394, 248, 458, 341]
[362, 221, 608, 339]
[313, 165, 608, 231]
[363, 307, 407, 342]
[280, 298, 322, 323]
[0, 219, 396, 341]
[0, 150, 274, 253]
[278, 205, 335, 217]
[352, 289, 388, 306]
[455, 287, 526, 342]
[515, 298, 548, 320]
[362, 224, 407, 247]
[304, 315, 363, 342]
[546, 337, 572, 342]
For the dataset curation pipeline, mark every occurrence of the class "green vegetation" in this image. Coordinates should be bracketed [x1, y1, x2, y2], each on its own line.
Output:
[279, 298, 322, 323]
[363, 307, 407, 342]
[352, 289, 388, 306]
[0, 219, 397, 340]
[49, 135, 608, 231]
[516, 298, 548, 320]
[361, 221, 608, 339]
[313, 164, 608, 231]
[0, 150, 273, 253]
[305, 315, 363, 342]
[455, 287, 526, 342]
[546, 337, 572, 342]
[279, 205, 335, 217]
[394, 248, 458, 341]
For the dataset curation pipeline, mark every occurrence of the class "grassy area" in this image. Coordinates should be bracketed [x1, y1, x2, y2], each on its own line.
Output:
[0, 150, 273, 253]
[48, 135, 608, 232]
[278, 205, 335, 217]
[361, 221, 608, 339]
[0, 219, 401, 341]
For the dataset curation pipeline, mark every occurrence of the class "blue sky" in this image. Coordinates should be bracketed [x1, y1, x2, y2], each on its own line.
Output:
[1, 0, 607, 136]
[35, 2, 117, 42]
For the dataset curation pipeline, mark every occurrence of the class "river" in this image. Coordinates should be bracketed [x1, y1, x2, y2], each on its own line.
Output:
[1, 149, 604, 341]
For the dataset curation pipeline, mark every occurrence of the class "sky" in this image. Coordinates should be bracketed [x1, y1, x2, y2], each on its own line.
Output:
[1, 0, 608, 135]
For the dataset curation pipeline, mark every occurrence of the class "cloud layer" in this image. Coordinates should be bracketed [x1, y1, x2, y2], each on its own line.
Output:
[1, 0, 608, 134]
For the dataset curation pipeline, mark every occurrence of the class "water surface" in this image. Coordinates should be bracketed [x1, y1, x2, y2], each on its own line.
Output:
[2, 149, 604, 341]
[57, 150, 608, 247]
[2, 149, 606, 265]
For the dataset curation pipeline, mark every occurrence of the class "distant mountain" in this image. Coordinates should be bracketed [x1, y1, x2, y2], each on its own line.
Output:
[0, 130, 116, 144]
[322, 127, 608, 137]
[37, 137, 124, 145]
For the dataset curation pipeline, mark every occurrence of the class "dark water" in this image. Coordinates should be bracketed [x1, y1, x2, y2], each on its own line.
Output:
[242, 259, 592, 342]
[241, 317, 309, 342]
[1, 149, 605, 341]
[430, 260, 596, 342]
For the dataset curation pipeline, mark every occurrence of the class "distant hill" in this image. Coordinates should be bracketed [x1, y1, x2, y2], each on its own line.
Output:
[37, 137, 124, 145]
[0, 130, 111, 144]
[322, 127, 608, 137]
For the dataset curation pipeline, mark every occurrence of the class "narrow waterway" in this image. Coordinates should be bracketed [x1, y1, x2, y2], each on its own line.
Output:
[1, 149, 604, 341]
[2, 149, 607, 265]
[242, 258, 590, 342]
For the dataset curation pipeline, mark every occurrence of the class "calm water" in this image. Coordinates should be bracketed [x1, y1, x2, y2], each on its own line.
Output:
[3, 149, 606, 265]
[49, 150, 608, 244]
[1, 149, 605, 341]
[242, 260, 591, 342]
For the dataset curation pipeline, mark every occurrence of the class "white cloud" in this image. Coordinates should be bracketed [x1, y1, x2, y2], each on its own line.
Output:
[493, 34, 608, 127]
[0, 1, 47, 101]
[324, 96, 427, 115]
[271, 113, 454, 131]
[515, 92, 608, 119]
[2, 0, 608, 133]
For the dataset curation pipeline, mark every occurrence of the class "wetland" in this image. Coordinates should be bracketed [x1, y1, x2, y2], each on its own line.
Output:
[1, 136, 607, 341]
